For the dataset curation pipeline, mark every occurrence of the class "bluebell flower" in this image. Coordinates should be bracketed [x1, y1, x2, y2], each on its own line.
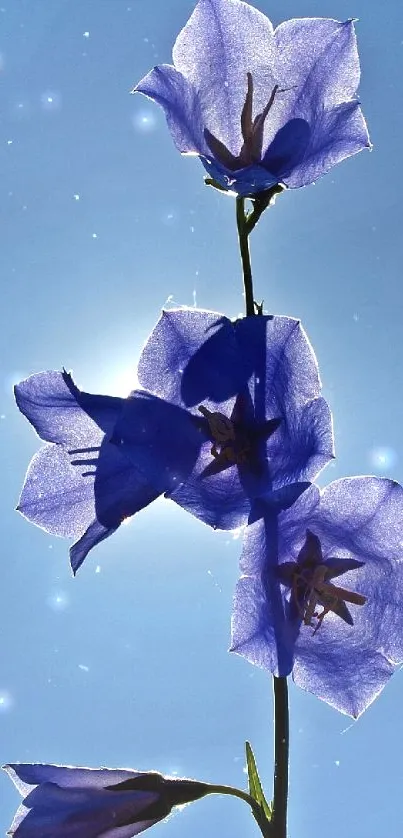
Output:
[134, 0, 370, 196]
[15, 309, 333, 571]
[3, 763, 209, 837]
[231, 478, 403, 717]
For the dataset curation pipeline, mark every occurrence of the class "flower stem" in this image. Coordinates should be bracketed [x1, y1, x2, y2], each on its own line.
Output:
[271, 676, 289, 838]
[207, 783, 270, 835]
[236, 186, 284, 317]
[236, 196, 255, 317]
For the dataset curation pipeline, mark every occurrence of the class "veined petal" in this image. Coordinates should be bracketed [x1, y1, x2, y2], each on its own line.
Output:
[134, 64, 207, 155]
[138, 309, 252, 409]
[233, 478, 403, 716]
[17, 445, 97, 539]
[18, 440, 159, 572]
[172, 0, 276, 156]
[292, 644, 394, 718]
[275, 19, 362, 113]
[277, 101, 370, 188]
[4, 765, 143, 796]
[140, 311, 332, 529]
[15, 371, 124, 446]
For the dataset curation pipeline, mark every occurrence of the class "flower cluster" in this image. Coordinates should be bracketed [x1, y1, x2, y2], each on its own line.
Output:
[15, 309, 332, 572]
[15, 303, 403, 718]
[6, 0, 402, 835]
[13, 1, 401, 725]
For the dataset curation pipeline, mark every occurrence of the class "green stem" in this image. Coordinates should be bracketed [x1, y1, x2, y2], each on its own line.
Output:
[208, 783, 270, 836]
[236, 196, 255, 317]
[271, 676, 289, 838]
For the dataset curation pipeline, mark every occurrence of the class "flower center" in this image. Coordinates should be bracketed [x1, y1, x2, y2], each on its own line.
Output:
[198, 405, 250, 465]
[293, 562, 367, 635]
[278, 531, 367, 635]
[204, 73, 280, 171]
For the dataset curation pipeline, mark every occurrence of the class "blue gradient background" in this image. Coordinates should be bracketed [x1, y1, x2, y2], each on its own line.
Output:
[1, 1, 402, 835]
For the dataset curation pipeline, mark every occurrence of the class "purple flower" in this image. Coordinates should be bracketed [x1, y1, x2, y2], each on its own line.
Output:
[3, 763, 209, 837]
[15, 309, 333, 571]
[130, 309, 333, 529]
[134, 0, 370, 196]
[231, 478, 403, 717]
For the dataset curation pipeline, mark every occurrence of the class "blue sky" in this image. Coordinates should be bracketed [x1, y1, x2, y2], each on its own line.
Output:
[1, 1, 403, 835]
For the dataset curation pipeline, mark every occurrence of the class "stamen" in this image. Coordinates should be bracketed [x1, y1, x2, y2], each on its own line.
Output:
[198, 404, 250, 467]
[241, 72, 254, 144]
[198, 405, 235, 444]
[290, 560, 367, 634]
[251, 85, 279, 161]
[204, 73, 282, 171]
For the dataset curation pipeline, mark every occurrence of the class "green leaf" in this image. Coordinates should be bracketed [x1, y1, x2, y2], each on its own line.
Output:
[245, 741, 273, 822]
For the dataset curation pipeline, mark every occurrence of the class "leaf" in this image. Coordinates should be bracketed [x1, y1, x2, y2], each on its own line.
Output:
[245, 741, 272, 822]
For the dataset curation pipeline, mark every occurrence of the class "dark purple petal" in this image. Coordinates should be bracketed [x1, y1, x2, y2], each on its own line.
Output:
[201, 156, 279, 196]
[262, 118, 311, 181]
[4, 765, 209, 838]
[231, 505, 302, 674]
[138, 309, 250, 408]
[231, 574, 297, 676]
[7, 782, 161, 838]
[15, 371, 124, 446]
[110, 390, 204, 495]
[232, 478, 403, 716]
[69, 520, 118, 575]
[168, 316, 332, 529]
[134, 64, 207, 155]
[172, 0, 276, 157]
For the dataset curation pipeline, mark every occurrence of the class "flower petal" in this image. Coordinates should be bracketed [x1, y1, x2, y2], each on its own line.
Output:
[138, 309, 252, 409]
[110, 390, 204, 495]
[4, 765, 142, 796]
[275, 102, 370, 188]
[7, 782, 161, 838]
[233, 478, 403, 715]
[275, 18, 362, 112]
[18, 440, 159, 573]
[4, 766, 209, 838]
[201, 156, 279, 196]
[292, 645, 394, 718]
[172, 0, 276, 155]
[134, 64, 207, 155]
[168, 316, 333, 529]
[15, 371, 124, 446]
